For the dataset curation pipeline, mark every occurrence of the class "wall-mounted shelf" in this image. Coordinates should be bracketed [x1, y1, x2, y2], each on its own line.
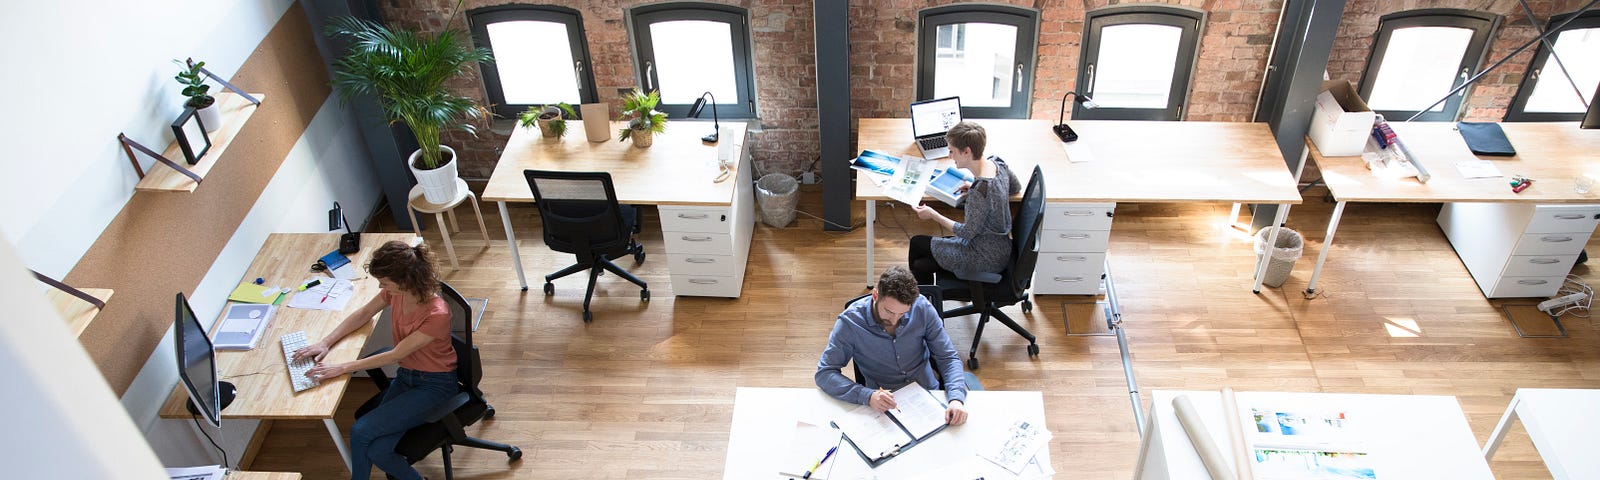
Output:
[134, 92, 266, 193]
[46, 288, 113, 338]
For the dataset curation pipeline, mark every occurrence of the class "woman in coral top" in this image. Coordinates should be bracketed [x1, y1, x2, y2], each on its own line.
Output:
[294, 241, 457, 480]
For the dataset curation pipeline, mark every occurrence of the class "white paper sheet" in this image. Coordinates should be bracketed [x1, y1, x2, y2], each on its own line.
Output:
[890, 383, 947, 438]
[1454, 160, 1502, 179]
[978, 419, 1054, 475]
[286, 278, 356, 311]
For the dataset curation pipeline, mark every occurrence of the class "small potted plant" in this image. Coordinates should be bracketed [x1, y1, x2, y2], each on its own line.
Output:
[174, 58, 221, 131]
[520, 103, 577, 138]
[617, 89, 667, 148]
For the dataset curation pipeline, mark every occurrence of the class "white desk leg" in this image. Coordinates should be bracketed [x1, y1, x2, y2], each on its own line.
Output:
[865, 199, 876, 289]
[1303, 201, 1347, 298]
[1251, 203, 1293, 293]
[1483, 395, 1523, 461]
[325, 418, 353, 472]
[497, 201, 528, 291]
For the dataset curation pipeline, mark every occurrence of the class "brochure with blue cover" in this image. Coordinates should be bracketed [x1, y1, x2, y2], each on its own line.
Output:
[850, 149, 900, 178]
[926, 167, 972, 207]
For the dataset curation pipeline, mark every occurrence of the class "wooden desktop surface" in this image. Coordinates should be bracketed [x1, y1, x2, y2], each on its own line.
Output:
[1310, 122, 1600, 203]
[856, 119, 1300, 204]
[46, 287, 113, 338]
[482, 120, 746, 206]
[159, 233, 416, 420]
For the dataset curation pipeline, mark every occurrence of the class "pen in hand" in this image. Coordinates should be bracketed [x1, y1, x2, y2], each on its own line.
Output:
[803, 445, 837, 480]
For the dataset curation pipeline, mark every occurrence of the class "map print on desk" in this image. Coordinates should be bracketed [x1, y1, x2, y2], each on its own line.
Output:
[979, 419, 1053, 475]
[1246, 403, 1376, 480]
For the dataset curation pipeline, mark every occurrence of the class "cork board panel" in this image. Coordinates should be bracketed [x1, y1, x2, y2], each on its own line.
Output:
[65, 3, 333, 395]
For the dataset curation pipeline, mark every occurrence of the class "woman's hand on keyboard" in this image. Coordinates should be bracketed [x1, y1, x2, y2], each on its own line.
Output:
[305, 362, 349, 382]
[291, 342, 330, 363]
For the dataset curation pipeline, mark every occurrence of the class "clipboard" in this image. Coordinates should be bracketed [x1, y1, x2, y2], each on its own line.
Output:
[829, 384, 950, 467]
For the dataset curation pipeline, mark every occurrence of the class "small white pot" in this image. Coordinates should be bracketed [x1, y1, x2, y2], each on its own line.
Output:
[409, 145, 460, 204]
[195, 100, 223, 132]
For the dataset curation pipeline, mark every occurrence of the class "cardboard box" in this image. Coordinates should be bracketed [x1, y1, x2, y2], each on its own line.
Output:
[1308, 80, 1374, 157]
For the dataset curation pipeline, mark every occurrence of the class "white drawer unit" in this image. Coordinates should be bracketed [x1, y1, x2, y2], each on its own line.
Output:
[656, 132, 755, 298]
[1034, 202, 1115, 295]
[1438, 203, 1600, 298]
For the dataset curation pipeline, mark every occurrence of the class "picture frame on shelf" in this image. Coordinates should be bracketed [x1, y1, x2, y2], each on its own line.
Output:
[171, 107, 211, 165]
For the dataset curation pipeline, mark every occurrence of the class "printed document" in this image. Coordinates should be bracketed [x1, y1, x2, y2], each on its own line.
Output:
[287, 278, 356, 311]
[831, 383, 949, 465]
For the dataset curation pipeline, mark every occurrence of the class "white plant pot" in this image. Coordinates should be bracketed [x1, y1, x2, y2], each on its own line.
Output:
[409, 145, 461, 204]
[195, 100, 223, 132]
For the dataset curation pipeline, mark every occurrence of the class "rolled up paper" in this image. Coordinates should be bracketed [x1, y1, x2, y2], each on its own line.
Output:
[1221, 387, 1253, 480]
[1173, 395, 1237, 480]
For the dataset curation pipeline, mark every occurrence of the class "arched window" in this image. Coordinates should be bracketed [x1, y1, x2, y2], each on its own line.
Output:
[1505, 10, 1600, 121]
[1358, 9, 1499, 122]
[1074, 5, 1204, 121]
[629, 3, 757, 118]
[916, 4, 1039, 119]
[468, 6, 598, 118]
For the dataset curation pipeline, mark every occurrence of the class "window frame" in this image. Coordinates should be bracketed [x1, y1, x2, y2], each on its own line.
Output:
[1504, 10, 1600, 122]
[628, 2, 758, 119]
[1356, 9, 1500, 122]
[915, 4, 1040, 119]
[1074, 5, 1204, 121]
[467, 5, 599, 119]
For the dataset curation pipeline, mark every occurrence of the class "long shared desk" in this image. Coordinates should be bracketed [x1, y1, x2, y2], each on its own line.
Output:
[1304, 122, 1600, 298]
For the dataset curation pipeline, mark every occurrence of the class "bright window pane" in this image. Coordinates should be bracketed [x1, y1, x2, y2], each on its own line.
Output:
[650, 20, 737, 104]
[932, 22, 1018, 107]
[1093, 24, 1181, 109]
[486, 21, 579, 105]
[1366, 26, 1473, 112]
[1525, 27, 1600, 113]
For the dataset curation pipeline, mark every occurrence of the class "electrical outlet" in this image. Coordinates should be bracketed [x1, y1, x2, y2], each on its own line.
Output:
[1538, 292, 1587, 313]
[802, 171, 816, 184]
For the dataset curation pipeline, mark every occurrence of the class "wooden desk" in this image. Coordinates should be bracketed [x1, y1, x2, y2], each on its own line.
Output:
[1136, 390, 1492, 479]
[1303, 123, 1600, 297]
[159, 233, 417, 471]
[46, 287, 112, 337]
[722, 387, 1053, 479]
[1483, 388, 1600, 479]
[484, 121, 755, 297]
[855, 119, 1301, 293]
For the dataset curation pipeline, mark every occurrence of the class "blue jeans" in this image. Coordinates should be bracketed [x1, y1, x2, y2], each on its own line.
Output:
[349, 368, 459, 480]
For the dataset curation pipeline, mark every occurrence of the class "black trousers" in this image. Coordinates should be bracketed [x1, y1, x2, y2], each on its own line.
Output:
[908, 235, 949, 285]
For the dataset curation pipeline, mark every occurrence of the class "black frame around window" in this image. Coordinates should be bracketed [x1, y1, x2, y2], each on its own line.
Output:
[1505, 10, 1600, 122]
[1357, 9, 1499, 122]
[1074, 5, 1203, 121]
[916, 5, 1039, 119]
[468, 5, 598, 119]
[629, 3, 757, 119]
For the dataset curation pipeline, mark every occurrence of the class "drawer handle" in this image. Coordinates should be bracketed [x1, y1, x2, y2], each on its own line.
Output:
[1053, 276, 1086, 282]
[689, 278, 720, 285]
[681, 235, 713, 242]
[1060, 233, 1092, 239]
[685, 257, 717, 264]
[1056, 256, 1088, 262]
[1517, 279, 1550, 285]
[1552, 214, 1586, 220]
[677, 213, 709, 219]
[1063, 211, 1095, 216]
[1540, 236, 1575, 242]
[1529, 258, 1561, 264]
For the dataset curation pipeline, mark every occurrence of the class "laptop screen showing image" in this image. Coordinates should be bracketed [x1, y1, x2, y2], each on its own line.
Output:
[911, 97, 962, 138]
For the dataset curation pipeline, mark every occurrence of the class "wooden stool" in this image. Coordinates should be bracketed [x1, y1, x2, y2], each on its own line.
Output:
[406, 178, 489, 269]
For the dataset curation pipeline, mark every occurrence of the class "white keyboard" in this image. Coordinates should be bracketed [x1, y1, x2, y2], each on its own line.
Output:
[280, 330, 319, 393]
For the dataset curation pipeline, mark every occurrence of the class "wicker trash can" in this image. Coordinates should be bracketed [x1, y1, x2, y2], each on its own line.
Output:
[1254, 226, 1303, 288]
[756, 173, 799, 228]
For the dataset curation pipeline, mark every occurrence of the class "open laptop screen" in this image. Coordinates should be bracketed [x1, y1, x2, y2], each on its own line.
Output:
[911, 97, 962, 138]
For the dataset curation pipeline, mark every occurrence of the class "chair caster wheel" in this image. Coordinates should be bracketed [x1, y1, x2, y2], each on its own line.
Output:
[634, 250, 646, 265]
[582, 311, 593, 323]
[1027, 343, 1039, 357]
[641, 289, 651, 302]
[508, 446, 522, 461]
[1021, 300, 1033, 313]
[966, 357, 979, 370]
[484, 405, 496, 418]
[543, 283, 554, 296]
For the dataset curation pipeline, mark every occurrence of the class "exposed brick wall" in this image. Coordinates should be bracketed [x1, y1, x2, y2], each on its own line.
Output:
[1327, 0, 1589, 122]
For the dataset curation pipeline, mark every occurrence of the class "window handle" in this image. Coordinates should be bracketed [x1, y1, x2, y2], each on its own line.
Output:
[574, 61, 585, 93]
[645, 61, 654, 91]
[1530, 67, 1541, 81]
[1015, 63, 1024, 93]
[1458, 67, 1469, 97]
[1086, 63, 1096, 95]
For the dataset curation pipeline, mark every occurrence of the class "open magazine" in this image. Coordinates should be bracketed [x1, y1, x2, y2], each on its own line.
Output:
[1242, 401, 1376, 480]
[851, 150, 935, 206]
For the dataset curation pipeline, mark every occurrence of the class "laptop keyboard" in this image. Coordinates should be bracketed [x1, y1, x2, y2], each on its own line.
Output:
[919, 136, 948, 150]
[281, 330, 319, 393]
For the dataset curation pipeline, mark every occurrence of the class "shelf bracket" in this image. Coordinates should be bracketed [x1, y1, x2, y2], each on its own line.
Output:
[191, 59, 262, 106]
[30, 270, 106, 309]
[118, 133, 202, 184]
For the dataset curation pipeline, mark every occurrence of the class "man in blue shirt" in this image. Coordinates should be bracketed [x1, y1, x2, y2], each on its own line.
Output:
[815, 265, 969, 425]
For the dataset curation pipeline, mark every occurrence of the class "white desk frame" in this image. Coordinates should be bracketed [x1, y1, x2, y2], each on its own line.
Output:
[1482, 388, 1600, 479]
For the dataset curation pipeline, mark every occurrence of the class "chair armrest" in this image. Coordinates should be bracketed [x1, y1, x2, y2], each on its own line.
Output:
[360, 347, 395, 388]
[950, 269, 1001, 284]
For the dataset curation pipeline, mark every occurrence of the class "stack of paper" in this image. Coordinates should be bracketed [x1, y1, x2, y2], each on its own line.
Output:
[214, 304, 274, 350]
[227, 282, 277, 304]
[287, 278, 356, 311]
[166, 466, 225, 480]
[778, 421, 844, 479]
[978, 419, 1054, 475]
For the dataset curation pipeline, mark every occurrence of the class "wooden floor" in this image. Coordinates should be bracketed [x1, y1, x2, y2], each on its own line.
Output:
[249, 184, 1600, 479]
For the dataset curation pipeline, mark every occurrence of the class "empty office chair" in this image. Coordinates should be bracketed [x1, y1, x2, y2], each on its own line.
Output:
[523, 170, 649, 323]
[356, 282, 520, 480]
[840, 288, 981, 391]
[935, 165, 1045, 370]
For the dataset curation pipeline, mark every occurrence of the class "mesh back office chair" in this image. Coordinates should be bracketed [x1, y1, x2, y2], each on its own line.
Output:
[934, 165, 1045, 370]
[839, 288, 981, 391]
[356, 283, 521, 480]
[524, 170, 649, 323]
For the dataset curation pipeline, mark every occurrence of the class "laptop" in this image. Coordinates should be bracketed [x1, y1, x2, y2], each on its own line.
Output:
[910, 97, 962, 159]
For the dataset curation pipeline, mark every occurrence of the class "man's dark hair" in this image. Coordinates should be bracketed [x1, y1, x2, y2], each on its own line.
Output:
[876, 265, 920, 305]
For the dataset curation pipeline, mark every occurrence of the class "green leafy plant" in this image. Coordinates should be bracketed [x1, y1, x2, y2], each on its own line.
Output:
[519, 102, 577, 138]
[325, 8, 493, 170]
[617, 89, 668, 142]
[173, 58, 214, 109]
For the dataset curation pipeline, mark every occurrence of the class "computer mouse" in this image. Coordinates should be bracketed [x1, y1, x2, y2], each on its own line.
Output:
[249, 309, 261, 319]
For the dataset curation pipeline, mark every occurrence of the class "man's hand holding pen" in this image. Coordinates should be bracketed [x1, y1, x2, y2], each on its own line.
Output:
[869, 387, 898, 413]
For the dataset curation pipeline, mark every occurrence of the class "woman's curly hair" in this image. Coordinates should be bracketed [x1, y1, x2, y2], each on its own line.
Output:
[365, 240, 440, 299]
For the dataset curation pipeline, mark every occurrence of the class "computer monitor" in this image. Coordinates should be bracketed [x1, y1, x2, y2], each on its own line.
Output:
[175, 293, 234, 428]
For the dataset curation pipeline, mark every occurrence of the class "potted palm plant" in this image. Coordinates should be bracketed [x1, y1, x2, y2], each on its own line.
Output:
[325, 12, 492, 204]
[617, 89, 668, 148]
[174, 58, 222, 131]
[519, 103, 576, 138]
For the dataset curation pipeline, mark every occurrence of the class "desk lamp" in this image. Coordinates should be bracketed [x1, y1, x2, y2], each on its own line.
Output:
[687, 91, 721, 143]
[1053, 91, 1098, 142]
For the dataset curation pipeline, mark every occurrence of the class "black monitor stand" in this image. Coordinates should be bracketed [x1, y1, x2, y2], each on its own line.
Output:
[186, 381, 237, 417]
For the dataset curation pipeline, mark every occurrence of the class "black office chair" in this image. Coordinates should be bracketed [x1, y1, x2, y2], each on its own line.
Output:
[356, 283, 521, 480]
[935, 165, 1045, 370]
[523, 170, 649, 323]
[839, 288, 981, 391]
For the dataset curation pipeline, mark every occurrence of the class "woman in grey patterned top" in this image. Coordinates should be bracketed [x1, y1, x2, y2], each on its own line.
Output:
[908, 121, 1023, 284]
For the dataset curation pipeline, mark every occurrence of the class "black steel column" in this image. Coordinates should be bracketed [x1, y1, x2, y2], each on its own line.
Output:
[815, 0, 852, 231]
[1250, 0, 1346, 230]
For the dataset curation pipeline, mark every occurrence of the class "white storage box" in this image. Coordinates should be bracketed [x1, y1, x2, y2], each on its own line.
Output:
[1308, 80, 1374, 157]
